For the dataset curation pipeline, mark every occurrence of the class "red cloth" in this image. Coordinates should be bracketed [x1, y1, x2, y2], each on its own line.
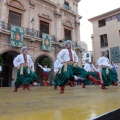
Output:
[96, 72, 100, 78]
[68, 49, 73, 61]
[23, 54, 27, 63]
[43, 72, 48, 81]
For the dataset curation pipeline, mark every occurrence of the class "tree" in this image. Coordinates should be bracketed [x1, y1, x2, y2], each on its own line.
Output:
[41, 57, 52, 68]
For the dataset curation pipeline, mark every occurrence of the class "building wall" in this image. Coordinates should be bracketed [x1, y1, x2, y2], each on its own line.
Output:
[0, 0, 80, 41]
[0, 0, 82, 86]
[0, 0, 81, 59]
[90, 9, 120, 80]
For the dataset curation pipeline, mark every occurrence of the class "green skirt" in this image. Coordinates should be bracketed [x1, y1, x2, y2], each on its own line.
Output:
[14, 67, 38, 87]
[83, 71, 100, 85]
[102, 68, 118, 86]
[55, 65, 90, 86]
[54, 66, 69, 86]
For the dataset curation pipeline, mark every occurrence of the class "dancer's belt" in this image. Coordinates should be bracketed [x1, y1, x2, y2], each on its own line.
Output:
[66, 61, 74, 65]
[63, 61, 78, 72]
[101, 66, 110, 74]
[20, 63, 30, 75]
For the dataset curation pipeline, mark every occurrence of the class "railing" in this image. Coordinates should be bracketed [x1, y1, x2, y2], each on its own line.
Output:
[63, 4, 72, 11]
[0, 21, 56, 41]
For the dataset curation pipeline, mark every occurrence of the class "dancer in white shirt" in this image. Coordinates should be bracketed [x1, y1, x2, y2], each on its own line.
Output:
[56, 40, 101, 93]
[38, 63, 51, 83]
[97, 51, 118, 89]
[83, 61, 100, 88]
[13, 46, 38, 92]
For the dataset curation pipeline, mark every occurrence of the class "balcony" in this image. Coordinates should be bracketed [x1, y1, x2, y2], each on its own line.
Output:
[0, 21, 56, 42]
[63, 4, 72, 11]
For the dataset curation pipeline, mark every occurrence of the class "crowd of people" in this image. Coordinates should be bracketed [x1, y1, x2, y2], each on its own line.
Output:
[13, 40, 119, 93]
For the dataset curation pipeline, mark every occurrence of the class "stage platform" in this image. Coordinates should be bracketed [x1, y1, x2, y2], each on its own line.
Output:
[0, 85, 120, 120]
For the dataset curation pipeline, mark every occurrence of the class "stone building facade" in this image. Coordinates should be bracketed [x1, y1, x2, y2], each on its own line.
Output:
[0, 0, 82, 87]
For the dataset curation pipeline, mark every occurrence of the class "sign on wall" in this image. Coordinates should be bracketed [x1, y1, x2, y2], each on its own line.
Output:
[42, 33, 52, 51]
[10, 25, 24, 47]
[110, 46, 120, 63]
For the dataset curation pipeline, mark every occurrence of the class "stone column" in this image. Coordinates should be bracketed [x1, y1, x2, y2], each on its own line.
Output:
[54, 8, 61, 41]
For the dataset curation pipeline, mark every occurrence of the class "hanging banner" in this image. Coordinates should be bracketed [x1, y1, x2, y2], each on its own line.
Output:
[42, 33, 52, 51]
[110, 46, 120, 63]
[10, 25, 24, 47]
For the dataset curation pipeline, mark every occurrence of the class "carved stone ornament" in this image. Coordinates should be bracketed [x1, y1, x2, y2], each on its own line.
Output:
[38, 13, 51, 20]
[29, 0, 36, 6]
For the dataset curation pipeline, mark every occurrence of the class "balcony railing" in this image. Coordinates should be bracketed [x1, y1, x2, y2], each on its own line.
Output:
[63, 4, 72, 11]
[0, 21, 56, 42]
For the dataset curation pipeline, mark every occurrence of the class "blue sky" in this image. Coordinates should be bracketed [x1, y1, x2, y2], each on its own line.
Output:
[78, 0, 120, 50]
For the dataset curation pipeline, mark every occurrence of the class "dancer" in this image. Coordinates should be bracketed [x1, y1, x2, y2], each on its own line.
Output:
[13, 46, 38, 92]
[37, 63, 51, 85]
[111, 61, 118, 84]
[57, 40, 101, 93]
[83, 60, 100, 88]
[97, 51, 118, 89]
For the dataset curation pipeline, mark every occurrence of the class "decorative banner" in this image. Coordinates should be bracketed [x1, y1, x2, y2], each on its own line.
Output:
[10, 25, 24, 47]
[110, 46, 120, 63]
[42, 33, 52, 51]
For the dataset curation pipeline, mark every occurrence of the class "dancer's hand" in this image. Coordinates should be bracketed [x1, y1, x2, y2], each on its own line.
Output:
[17, 66, 20, 69]
[73, 62, 78, 68]
[62, 62, 65, 66]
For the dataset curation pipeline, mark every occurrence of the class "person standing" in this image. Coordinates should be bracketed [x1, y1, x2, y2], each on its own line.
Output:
[37, 63, 51, 86]
[111, 61, 118, 84]
[13, 46, 38, 92]
[97, 51, 118, 89]
[57, 40, 101, 93]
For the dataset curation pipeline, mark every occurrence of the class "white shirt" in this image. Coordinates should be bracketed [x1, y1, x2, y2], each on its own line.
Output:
[92, 64, 100, 72]
[31, 63, 35, 72]
[38, 64, 51, 72]
[13, 54, 33, 69]
[111, 64, 118, 70]
[57, 49, 78, 63]
[84, 63, 91, 72]
[54, 59, 63, 73]
[0, 66, 2, 72]
[97, 56, 110, 67]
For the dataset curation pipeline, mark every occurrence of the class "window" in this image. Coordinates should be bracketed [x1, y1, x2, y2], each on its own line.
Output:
[64, 1, 69, 10]
[98, 19, 106, 27]
[40, 21, 49, 37]
[8, 11, 22, 28]
[100, 34, 108, 48]
[117, 14, 120, 21]
[86, 53, 89, 58]
[64, 29, 71, 41]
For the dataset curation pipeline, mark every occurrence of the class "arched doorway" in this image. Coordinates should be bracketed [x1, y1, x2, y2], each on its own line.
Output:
[35, 55, 54, 86]
[1, 51, 19, 87]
